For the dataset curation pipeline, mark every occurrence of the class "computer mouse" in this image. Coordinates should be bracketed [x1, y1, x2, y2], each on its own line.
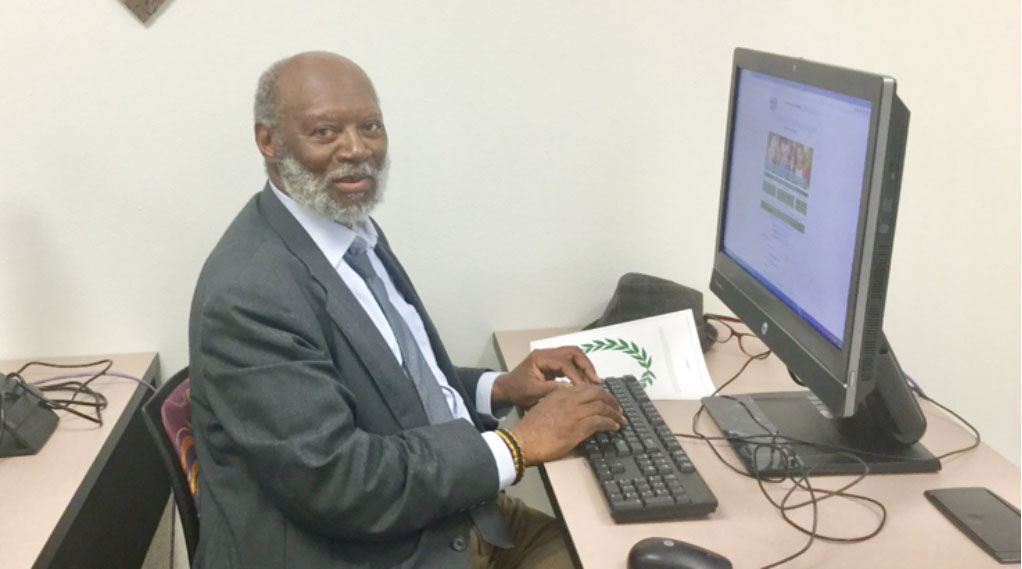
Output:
[627, 537, 732, 569]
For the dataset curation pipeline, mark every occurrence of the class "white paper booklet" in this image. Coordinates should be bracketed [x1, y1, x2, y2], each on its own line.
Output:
[529, 309, 715, 400]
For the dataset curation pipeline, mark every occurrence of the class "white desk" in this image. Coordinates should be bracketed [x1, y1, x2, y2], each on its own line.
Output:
[0, 352, 166, 569]
[494, 328, 1021, 569]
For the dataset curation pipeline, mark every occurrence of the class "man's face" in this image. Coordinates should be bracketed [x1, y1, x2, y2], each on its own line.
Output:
[275, 144, 389, 226]
[263, 55, 389, 225]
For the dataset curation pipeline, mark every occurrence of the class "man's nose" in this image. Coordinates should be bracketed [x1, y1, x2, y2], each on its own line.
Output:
[334, 128, 372, 162]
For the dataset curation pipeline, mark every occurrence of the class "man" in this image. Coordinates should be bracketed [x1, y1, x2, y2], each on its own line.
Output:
[189, 51, 625, 569]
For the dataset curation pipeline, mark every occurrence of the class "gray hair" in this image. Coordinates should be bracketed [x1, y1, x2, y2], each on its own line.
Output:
[254, 57, 289, 132]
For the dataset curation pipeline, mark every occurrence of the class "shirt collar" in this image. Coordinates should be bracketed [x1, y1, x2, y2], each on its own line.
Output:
[268, 180, 379, 267]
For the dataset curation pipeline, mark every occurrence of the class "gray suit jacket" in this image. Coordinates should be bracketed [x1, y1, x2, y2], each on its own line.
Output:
[189, 185, 500, 568]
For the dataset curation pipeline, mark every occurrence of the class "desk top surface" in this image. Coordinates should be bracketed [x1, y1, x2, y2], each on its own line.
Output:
[0, 352, 158, 569]
[494, 328, 1021, 569]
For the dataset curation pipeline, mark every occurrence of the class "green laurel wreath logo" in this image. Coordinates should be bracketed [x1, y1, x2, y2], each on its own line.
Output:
[580, 338, 656, 388]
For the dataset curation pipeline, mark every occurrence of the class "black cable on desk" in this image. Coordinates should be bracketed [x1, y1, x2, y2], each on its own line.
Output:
[677, 314, 984, 568]
[9, 359, 112, 425]
[911, 384, 982, 460]
[677, 350, 886, 567]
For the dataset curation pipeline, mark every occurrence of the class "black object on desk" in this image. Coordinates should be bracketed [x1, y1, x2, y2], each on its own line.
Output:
[702, 391, 941, 476]
[628, 537, 732, 569]
[0, 373, 58, 457]
[925, 487, 1021, 563]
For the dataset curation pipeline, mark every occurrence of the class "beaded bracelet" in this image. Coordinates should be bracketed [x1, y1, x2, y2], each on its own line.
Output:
[495, 428, 526, 485]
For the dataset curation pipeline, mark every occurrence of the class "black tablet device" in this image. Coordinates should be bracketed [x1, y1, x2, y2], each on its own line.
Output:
[925, 487, 1021, 564]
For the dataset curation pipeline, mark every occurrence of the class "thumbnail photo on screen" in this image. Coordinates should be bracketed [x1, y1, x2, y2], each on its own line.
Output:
[762, 132, 814, 233]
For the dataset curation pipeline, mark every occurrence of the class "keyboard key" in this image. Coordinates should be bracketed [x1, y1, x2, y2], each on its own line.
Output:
[614, 439, 631, 456]
[644, 495, 676, 508]
[612, 498, 644, 511]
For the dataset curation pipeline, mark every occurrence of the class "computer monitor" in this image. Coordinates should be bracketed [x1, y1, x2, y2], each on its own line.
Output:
[704, 48, 939, 476]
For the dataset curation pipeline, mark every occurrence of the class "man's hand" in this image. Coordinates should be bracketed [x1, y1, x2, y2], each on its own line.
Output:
[508, 385, 626, 465]
[492, 346, 600, 409]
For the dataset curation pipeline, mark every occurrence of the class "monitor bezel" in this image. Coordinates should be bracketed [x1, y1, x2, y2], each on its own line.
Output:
[711, 48, 897, 417]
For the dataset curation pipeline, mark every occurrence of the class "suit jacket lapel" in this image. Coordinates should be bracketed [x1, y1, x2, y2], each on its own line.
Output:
[255, 185, 429, 430]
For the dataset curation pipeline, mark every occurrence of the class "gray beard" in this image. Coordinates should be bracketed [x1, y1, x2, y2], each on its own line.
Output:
[276, 150, 388, 227]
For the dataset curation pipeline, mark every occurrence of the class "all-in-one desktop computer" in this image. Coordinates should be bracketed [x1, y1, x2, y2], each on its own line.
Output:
[703, 48, 939, 476]
[581, 48, 939, 528]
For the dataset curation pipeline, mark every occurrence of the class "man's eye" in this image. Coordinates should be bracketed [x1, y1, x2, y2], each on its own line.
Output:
[314, 127, 333, 137]
[364, 122, 383, 133]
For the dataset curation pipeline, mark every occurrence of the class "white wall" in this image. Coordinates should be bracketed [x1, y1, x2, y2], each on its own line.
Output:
[1, 0, 1017, 476]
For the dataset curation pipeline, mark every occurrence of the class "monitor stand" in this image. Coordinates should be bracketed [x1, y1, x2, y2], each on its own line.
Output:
[701, 391, 940, 476]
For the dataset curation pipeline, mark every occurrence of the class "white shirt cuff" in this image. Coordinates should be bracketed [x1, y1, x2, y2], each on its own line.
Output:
[481, 431, 517, 489]
[475, 371, 510, 419]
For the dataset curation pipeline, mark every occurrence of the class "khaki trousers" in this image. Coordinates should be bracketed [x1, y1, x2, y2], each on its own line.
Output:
[469, 492, 574, 569]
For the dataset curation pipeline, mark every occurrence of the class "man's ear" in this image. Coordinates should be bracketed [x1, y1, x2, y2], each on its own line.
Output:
[255, 123, 277, 161]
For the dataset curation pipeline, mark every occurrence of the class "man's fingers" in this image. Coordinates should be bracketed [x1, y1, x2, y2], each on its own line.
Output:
[550, 386, 624, 426]
[514, 383, 629, 463]
[534, 347, 600, 385]
[531, 380, 569, 400]
[569, 384, 620, 408]
[580, 414, 626, 436]
[577, 396, 626, 427]
[556, 364, 588, 386]
[566, 346, 601, 384]
[531, 353, 585, 385]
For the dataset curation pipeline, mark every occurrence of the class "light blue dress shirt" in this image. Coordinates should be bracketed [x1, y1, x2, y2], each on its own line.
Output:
[270, 183, 515, 489]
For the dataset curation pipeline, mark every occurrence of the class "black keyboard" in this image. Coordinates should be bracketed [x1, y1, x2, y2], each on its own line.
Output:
[581, 375, 717, 522]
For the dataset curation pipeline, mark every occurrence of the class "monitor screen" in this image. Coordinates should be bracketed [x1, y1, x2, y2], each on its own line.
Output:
[721, 70, 872, 349]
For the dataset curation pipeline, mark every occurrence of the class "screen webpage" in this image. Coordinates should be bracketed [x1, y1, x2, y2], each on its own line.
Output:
[721, 69, 871, 348]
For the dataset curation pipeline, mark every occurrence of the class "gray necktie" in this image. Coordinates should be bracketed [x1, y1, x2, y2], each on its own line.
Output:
[345, 238, 454, 424]
[344, 238, 512, 548]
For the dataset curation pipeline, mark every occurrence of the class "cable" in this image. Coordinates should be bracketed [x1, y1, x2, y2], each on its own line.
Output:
[32, 370, 154, 392]
[0, 360, 153, 457]
[911, 385, 981, 460]
[688, 395, 887, 531]
[685, 315, 983, 567]
[9, 359, 114, 425]
[904, 373, 927, 398]
[702, 313, 982, 462]
[760, 469, 818, 569]
[682, 391, 884, 565]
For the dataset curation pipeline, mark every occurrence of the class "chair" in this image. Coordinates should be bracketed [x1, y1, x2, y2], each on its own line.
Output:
[142, 366, 200, 563]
